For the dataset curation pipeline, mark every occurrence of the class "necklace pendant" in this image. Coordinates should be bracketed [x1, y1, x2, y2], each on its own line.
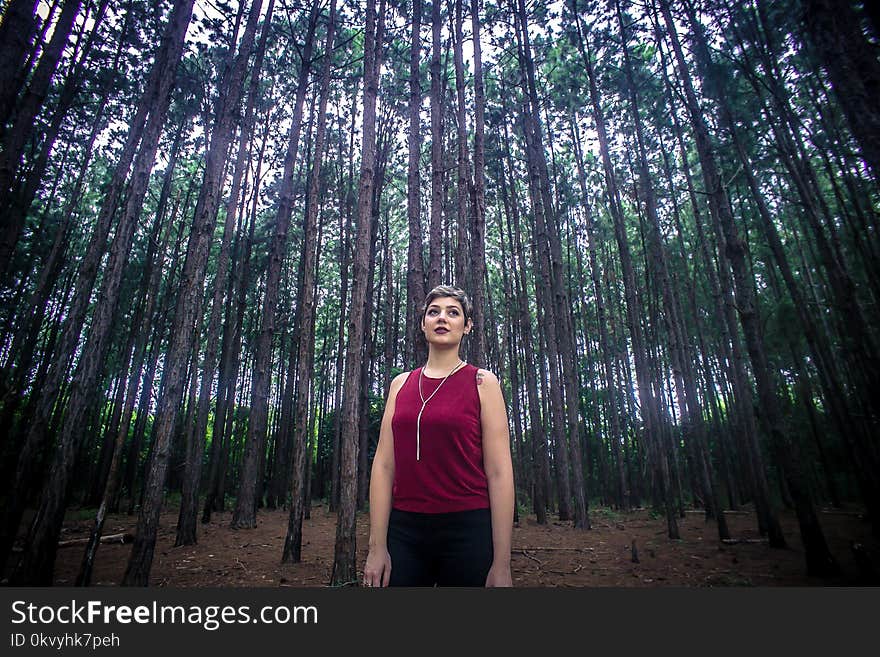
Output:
[415, 360, 463, 462]
[416, 403, 426, 461]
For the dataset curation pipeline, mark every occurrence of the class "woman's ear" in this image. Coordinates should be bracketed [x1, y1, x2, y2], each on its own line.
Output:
[464, 318, 473, 334]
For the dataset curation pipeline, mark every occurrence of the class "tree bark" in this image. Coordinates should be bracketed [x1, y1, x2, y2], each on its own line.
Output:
[0, 0, 39, 131]
[582, 1, 677, 537]
[176, 0, 270, 545]
[231, 2, 319, 530]
[121, 0, 262, 585]
[513, 0, 580, 526]
[451, 0, 471, 292]
[331, 0, 385, 586]
[428, 0, 444, 290]
[6, 0, 198, 585]
[0, 0, 84, 272]
[406, 0, 427, 368]
[283, 0, 336, 564]
[498, 124, 546, 523]
[569, 107, 628, 510]
[672, 0, 838, 573]
[469, 0, 488, 367]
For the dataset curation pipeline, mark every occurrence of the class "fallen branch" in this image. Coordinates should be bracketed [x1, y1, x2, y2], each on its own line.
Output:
[512, 546, 595, 552]
[686, 509, 752, 515]
[516, 550, 543, 567]
[57, 532, 133, 549]
[721, 538, 769, 545]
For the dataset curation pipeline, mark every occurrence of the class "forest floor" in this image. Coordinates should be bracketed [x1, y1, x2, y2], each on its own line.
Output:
[40, 500, 880, 587]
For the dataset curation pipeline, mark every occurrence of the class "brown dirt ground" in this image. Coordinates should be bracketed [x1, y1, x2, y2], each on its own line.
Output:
[42, 501, 879, 587]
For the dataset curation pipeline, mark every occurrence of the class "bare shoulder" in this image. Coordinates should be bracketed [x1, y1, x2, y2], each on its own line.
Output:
[475, 368, 500, 388]
[387, 371, 411, 399]
[391, 370, 411, 387]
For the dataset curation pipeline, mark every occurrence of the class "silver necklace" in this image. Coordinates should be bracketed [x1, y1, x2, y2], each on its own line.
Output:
[416, 360, 464, 461]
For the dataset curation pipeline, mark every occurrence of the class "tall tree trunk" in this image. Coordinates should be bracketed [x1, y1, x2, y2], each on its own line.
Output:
[569, 109, 628, 510]
[497, 204, 525, 514]
[0, 0, 39, 130]
[121, 0, 263, 586]
[0, 0, 83, 274]
[177, 0, 271, 545]
[330, 92, 357, 513]
[357, 126, 389, 510]
[283, 0, 336, 564]
[670, 0, 838, 574]
[469, 0, 488, 367]
[331, 0, 385, 586]
[428, 0, 443, 290]
[451, 0, 471, 292]
[513, 0, 579, 525]
[498, 126, 546, 523]
[406, 0, 427, 368]
[6, 0, 198, 585]
[581, 2, 677, 537]
[231, 2, 319, 530]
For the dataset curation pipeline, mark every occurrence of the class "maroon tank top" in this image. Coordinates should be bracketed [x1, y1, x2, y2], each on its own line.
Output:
[391, 363, 489, 513]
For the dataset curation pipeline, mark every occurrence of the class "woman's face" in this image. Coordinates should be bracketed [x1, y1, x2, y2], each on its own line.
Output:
[421, 296, 471, 346]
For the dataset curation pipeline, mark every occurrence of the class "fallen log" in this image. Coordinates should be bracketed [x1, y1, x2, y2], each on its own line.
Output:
[513, 546, 595, 552]
[58, 532, 134, 548]
[721, 538, 768, 545]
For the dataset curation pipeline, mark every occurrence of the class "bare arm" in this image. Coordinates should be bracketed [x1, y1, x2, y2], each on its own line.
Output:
[478, 369, 515, 587]
[363, 371, 408, 587]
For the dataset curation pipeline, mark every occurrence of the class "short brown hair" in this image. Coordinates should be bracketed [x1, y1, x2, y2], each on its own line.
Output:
[420, 285, 473, 324]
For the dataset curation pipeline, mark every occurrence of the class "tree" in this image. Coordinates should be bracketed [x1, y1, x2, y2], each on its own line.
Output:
[122, 0, 264, 585]
[331, 0, 386, 586]
[5, 0, 199, 584]
[283, 0, 337, 564]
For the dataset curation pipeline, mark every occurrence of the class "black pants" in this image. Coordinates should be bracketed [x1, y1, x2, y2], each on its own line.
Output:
[387, 507, 493, 587]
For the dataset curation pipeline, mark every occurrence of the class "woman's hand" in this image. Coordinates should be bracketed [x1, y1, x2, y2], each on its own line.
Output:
[485, 561, 513, 587]
[363, 547, 392, 587]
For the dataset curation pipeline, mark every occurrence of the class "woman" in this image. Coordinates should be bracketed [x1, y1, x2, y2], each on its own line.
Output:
[363, 285, 514, 587]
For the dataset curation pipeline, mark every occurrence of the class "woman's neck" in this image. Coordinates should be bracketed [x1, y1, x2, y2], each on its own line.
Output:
[424, 348, 464, 375]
